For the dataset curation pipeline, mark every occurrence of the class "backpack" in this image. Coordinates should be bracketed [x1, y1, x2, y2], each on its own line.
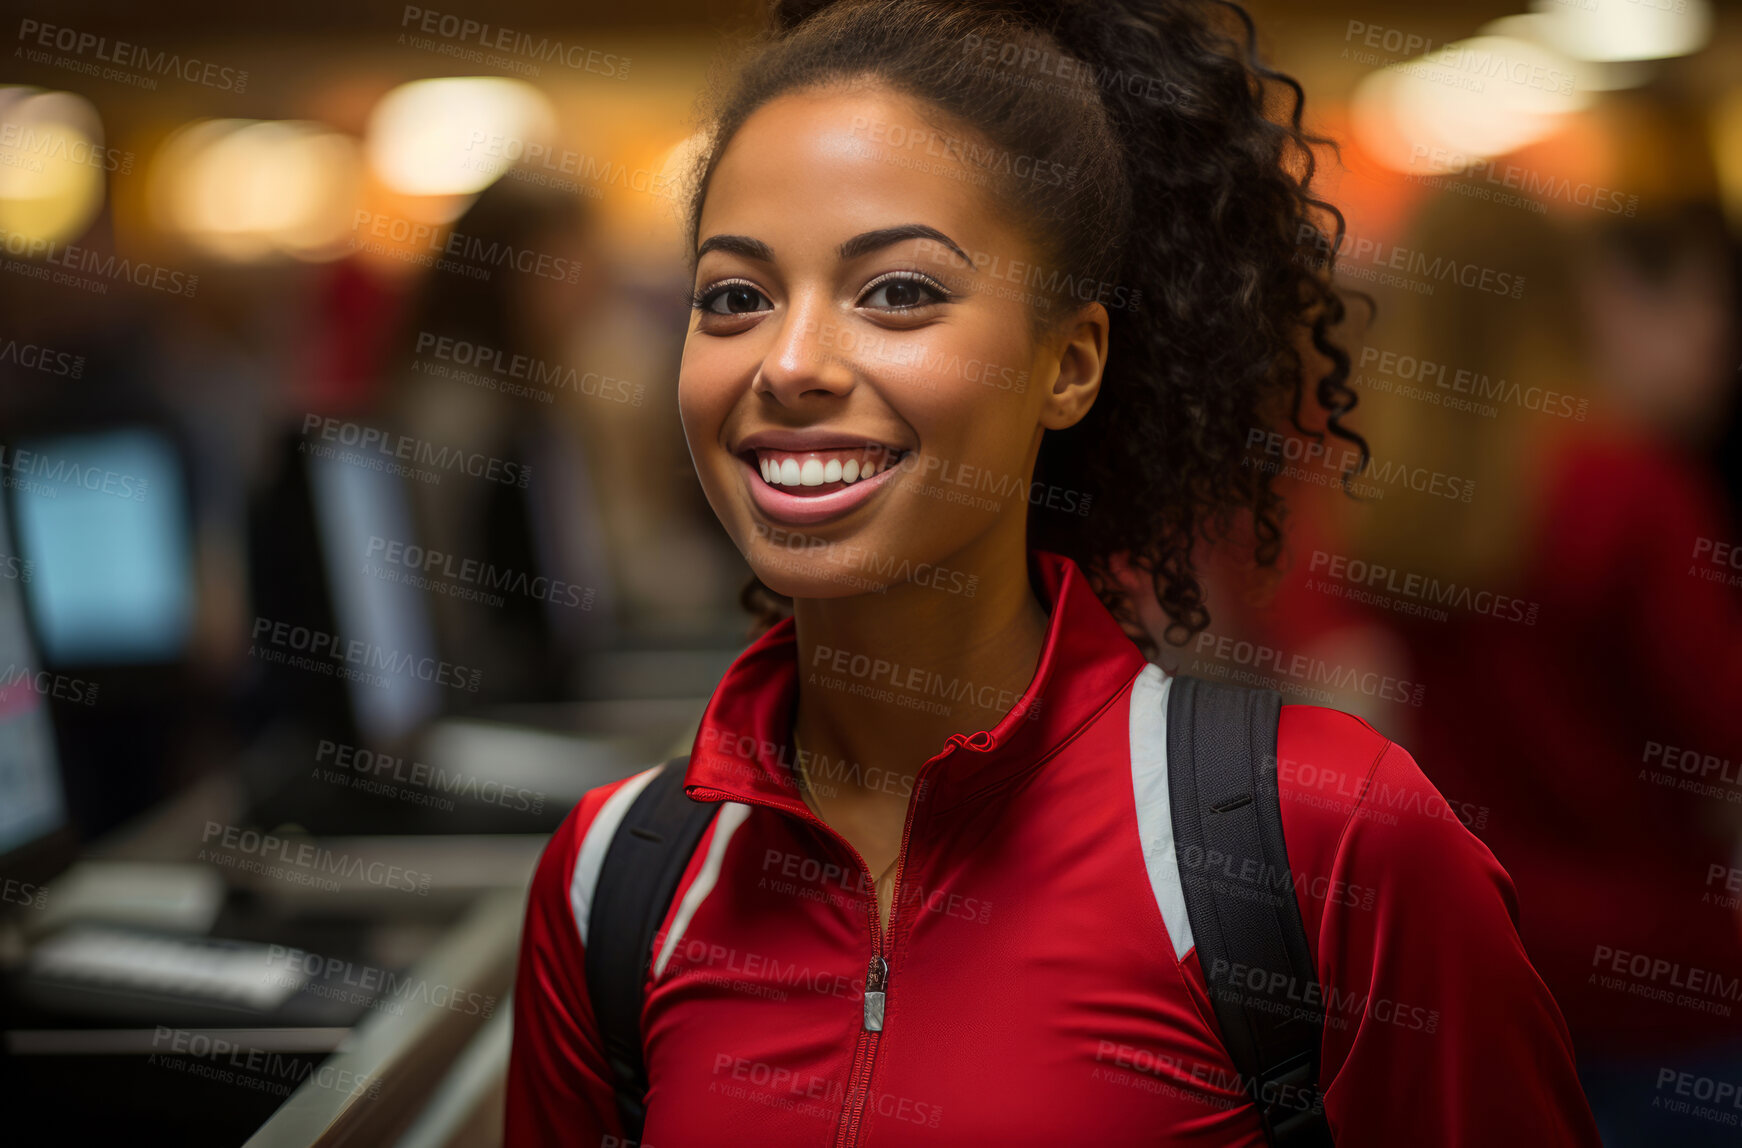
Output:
[583, 674, 1334, 1146]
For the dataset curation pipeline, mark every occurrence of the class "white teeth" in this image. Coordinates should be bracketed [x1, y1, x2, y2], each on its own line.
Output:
[751, 448, 903, 489]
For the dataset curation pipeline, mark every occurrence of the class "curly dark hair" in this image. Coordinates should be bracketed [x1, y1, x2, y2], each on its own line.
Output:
[688, 0, 1368, 659]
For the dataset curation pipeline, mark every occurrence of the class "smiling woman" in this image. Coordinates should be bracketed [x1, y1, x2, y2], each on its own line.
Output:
[505, 3, 1606, 1147]
[682, 0, 1361, 656]
[682, 83, 1095, 629]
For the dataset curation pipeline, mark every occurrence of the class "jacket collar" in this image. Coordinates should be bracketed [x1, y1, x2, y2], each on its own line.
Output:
[683, 549, 1149, 814]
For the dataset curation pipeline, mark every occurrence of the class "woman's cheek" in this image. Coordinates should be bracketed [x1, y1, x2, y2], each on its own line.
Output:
[677, 346, 737, 435]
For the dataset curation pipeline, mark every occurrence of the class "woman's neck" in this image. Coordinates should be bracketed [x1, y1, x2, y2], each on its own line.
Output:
[787, 532, 1052, 806]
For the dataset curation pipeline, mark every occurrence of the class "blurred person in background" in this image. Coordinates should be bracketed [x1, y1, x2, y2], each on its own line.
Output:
[1578, 97, 1742, 537]
[384, 169, 744, 688]
[1581, 201, 1740, 511]
[1329, 146, 1742, 1145]
[384, 175, 607, 703]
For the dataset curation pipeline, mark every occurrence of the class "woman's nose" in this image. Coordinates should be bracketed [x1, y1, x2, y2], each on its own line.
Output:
[753, 298, 856, 403]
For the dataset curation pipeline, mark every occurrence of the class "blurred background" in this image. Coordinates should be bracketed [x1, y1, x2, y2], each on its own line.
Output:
[0, 0, 1738, 1145]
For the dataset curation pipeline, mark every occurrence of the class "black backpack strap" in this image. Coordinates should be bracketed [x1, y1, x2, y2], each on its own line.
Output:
[584, 756, 719, 1141]
[1166, 675, 1334, 1147]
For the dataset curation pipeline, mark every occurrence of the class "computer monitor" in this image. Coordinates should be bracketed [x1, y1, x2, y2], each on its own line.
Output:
[10, 428, 195, 667]
[0, 490, 72, 878]
[305, 448, 446, 747]
[3, 424, 197, 841]
[241, 428, 468, 832]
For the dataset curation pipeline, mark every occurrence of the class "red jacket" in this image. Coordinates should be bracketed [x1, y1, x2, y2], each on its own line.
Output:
[506, 550, 1600, 1146]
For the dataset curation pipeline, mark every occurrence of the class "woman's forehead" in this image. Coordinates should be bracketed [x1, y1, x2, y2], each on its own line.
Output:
[697, 87, 1023, 264]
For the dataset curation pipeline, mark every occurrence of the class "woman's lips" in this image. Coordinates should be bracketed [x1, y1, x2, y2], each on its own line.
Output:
[740, 448, 908, 527]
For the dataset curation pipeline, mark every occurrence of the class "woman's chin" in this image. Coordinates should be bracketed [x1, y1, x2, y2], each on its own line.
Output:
[749, 562, 891, 602]
[745, 538, 936, 601]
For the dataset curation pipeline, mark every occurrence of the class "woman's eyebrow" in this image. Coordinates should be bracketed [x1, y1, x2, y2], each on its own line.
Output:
[694, 226, 976, 268]
[838, 224, 974, 268]
[695, 234, 775, 262]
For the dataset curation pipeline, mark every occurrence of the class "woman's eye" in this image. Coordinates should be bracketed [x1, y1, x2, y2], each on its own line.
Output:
[699, 283, 771, 315]
[860, 276, 947, 310]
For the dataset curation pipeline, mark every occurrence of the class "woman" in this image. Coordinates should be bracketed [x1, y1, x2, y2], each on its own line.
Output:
[506, 2, 1602, 1143]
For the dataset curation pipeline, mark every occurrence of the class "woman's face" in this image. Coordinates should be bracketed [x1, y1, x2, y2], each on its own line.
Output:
[679, 84, 1104, 600]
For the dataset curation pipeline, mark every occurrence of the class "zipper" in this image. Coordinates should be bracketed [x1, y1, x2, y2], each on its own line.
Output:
[831, 739, 951, 1148]
[687, 737, 959, 1148]
[862, 955, 887, 1030]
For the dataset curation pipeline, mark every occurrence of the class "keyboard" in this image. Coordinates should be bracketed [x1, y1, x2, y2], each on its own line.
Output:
[25, 925, 309, 1011]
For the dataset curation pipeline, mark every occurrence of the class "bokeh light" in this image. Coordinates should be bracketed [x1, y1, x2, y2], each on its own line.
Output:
[364, 76, 557, 197]
[149, 119, 363, 261]
[1350, 35, 1592, 174]
[0, 87, 108, 248]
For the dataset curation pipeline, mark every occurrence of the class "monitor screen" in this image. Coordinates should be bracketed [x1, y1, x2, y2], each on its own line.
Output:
[11, 428, 194, 666]
[306, 450, 444, 745]
[0, 494, 69, 858]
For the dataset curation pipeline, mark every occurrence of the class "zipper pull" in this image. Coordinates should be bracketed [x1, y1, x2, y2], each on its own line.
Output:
[863, 955, 887, 1032]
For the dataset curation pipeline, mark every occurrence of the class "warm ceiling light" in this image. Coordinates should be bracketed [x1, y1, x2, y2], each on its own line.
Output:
[1351, 35, 1591, 174]
[150, 119, 362, 261]
[364, 76, 557, 197]
[0, 87, 108, 247]
[1481, 16, 1656, 93]
[1525, 0, 1712, 64]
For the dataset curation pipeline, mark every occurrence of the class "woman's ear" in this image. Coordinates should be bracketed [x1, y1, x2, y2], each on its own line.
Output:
[1040, 301, 1109, 431]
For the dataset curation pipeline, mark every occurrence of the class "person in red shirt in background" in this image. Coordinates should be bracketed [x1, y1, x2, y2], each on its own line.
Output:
[1243, 155, 1742, 1146]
